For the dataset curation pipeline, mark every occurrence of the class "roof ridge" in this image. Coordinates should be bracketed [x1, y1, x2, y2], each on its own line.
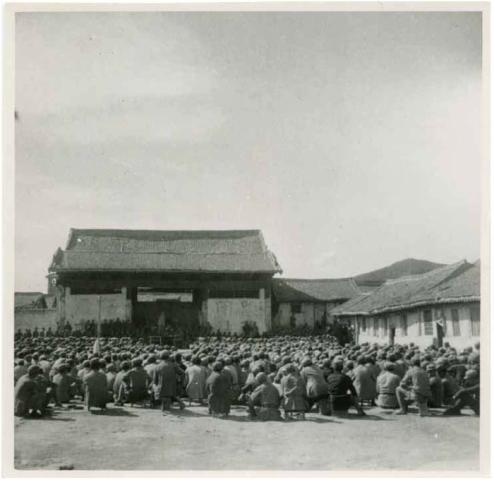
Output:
[65, 251, 271, 256]
[276, 277, 355, 282]
[381, 260, 467, 285]
[69, 228, 262, 235]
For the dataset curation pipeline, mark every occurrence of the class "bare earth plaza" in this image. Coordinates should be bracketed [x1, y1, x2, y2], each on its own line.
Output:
[10, 7, 485, 475]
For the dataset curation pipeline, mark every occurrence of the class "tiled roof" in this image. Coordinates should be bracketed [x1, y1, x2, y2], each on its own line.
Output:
[332, 260, 475, 316]
[272, 278, 361, 303]
[329, 293, 373, 316]
[15, 292, 46, 309]
[50, 229, 282, 274]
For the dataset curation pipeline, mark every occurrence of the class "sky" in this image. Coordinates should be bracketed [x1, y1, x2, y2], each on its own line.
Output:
[15, 12, 482, 292]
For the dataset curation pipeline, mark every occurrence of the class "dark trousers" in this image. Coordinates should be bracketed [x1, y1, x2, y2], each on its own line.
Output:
[444, 392, 479, 415]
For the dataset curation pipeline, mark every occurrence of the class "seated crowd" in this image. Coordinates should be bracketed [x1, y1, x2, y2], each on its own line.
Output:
[14, 334, 480, 420]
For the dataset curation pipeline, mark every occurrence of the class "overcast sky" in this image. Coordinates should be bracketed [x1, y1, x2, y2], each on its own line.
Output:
[15, 12, 482, 292]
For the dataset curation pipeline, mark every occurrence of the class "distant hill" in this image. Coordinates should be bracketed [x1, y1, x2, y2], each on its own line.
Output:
[353, 258, 445, 287]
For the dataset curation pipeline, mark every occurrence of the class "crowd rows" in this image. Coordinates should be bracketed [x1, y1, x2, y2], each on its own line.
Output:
[14, 335, 480, 420]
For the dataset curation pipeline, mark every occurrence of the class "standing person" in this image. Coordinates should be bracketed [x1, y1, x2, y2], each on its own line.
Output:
[206, 362, 231, 417]
[185, 356, 207, 404]
[395, 357, 432, 416]
[152, 350, 185, 413]
[376, 362, 400, 409]
[280, 364, 307, 419]
[83, 358, 108, 412]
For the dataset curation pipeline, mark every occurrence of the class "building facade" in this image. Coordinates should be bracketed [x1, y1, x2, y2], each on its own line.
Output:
[272, 278, 361, 328]
[49, 229, 282, 335]
[331, 261, 480, 350]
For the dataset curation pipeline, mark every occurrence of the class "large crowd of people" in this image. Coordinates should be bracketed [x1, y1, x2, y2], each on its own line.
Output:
[14, 333, 480, 421]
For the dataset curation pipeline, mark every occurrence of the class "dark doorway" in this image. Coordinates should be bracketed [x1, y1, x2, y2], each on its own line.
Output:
[389, 327, 396, 346]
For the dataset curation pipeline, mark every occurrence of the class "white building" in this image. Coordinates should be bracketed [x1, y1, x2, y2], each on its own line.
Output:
[272, 278, 361, 329]
[331, 260, 480, 350]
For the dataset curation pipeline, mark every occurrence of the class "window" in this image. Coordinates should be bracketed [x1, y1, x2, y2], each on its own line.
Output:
[470, 305, 480, 336]
[451, 309, 461, 336]
[361, 317, 366, 332]
[373, 318, 378, 336]
[291, 303, 302, 314]
[401, 314, 407, 336]
[423, 310, 433, 336]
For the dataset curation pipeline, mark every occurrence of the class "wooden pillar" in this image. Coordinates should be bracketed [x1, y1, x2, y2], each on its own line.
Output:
[260, 287, 271, 333]
[56, 285, 68, 329]
[122, 286, 132, 322]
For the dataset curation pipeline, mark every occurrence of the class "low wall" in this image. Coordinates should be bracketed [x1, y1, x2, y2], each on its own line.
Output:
[207, 298, 267, 334]
[65, 293, 128, 326]
[15, 309, 58, 332]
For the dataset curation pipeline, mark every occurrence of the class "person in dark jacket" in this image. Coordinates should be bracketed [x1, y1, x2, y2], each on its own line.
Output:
[123, 358, 150, 405]
[206, 361, 231, 417]
[15, 366, 42, 417]
[326, 360, 365, 416]
[152, 350, 185, 412]
[443, 369, 479, 416]
[83, 358, 108, 411]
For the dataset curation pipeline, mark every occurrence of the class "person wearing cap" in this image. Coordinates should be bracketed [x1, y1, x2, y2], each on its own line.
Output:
[206, 361, 231, 417]
[438, 365, 461, 406]
[395, 357, 431, 416]
[52, 363, 74, 406]
[122, 358, 150, 406]
[376, 362, 400, 409]
[185, 356, 207, 405]
[426, 364, 443, 408]
[248, 372, 282, 421]
[83, 358, 108, 412]
[300, 357, 330, 414]
[113, 361, 131, 406]
[280, 364, 307, 419]
[326, 360, 365, 416]
[443, 369, 479, 416]
[14, 360, 28, 385]
[353, 356, 377, 406]
[15, 365, 43, 417]
[152, 350, 185, 413]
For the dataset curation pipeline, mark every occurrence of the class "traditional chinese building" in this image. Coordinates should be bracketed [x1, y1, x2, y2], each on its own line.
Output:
[272, 278, 361, 328]
[49, 229, 282, 335]
[331, 260, 480, 349]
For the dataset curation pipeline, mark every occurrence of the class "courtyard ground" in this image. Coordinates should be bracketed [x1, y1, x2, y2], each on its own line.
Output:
[14, 403, 479, 471]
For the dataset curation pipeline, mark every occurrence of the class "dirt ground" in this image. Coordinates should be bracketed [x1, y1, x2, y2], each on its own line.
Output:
[14, 403, 479, 471]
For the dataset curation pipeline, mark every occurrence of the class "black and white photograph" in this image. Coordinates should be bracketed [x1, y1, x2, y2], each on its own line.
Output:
[3, 3, 489, 474]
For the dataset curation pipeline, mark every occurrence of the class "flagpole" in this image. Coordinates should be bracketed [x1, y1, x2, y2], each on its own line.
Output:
[93, 295, 102, 355]
[97, 295, 102, 338]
